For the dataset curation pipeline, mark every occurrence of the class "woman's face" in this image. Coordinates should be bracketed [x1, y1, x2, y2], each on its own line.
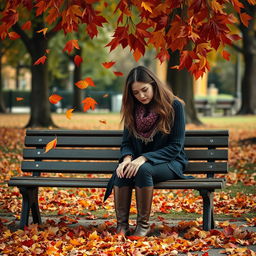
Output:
[131, 81, 154, 105]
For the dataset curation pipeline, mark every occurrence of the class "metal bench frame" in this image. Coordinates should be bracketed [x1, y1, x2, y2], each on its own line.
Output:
[8, 129, 229, 231]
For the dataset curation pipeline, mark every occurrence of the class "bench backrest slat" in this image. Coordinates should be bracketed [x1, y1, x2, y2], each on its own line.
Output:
[22, 129, 229, 175]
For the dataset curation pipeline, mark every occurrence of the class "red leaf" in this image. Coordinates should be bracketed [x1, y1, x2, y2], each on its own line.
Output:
[49, 94, 63, 104]
[82, 97, 98, 112]
[222, 50, 231, 61]
[74, 55, 83, 67]
[240, 12, 252, 27]
[102, 61, 116, 69]
[16, 97, 24, 101]
[113, 71, 124, 76]
[8, 32, 20, 40]
[63, 40, 80, 54]
[33, 56, 47, 65]
[75, 77, 95, 89]
[21, 21, 31, 31]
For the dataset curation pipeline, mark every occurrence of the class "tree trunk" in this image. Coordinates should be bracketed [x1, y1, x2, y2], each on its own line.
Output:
[73, 54, 83, 112]
[0, 54, 6, 113]
[237, 5, 256, 114]
[25, 35, 56, 127]
[167, 50, 202, 125]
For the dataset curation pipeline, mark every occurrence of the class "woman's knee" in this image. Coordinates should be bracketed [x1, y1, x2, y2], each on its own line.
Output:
[136, 163, 152, 178]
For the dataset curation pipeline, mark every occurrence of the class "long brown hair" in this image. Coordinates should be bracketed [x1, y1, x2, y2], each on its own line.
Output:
[121, 66, 178, 135]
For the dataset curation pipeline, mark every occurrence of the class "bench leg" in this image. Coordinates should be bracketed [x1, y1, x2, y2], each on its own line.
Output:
[19, 187, 42, 229]
[199, 189, 214, 231]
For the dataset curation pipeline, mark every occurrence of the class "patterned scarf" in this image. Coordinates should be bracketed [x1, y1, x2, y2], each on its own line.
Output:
[134, 103, 159, 144]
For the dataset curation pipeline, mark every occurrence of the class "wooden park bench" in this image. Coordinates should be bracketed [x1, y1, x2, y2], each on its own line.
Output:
[8, 129, 229, 231]
[215, 99, 236, 116]
[195, 99, 213, 116]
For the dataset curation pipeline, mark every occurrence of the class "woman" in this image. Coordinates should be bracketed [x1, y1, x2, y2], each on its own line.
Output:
[104, 66, 189, 237]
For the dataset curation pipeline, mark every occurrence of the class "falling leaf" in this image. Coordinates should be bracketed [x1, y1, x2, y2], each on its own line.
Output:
[74, 55, 83, 67]
[44, 137, 57, 153]
[8, 32, 20, 40]
[49, 94, 63, 104]
[66, 108, 75, 120]
[113, 71, 123, 76]
[16, 97, 24, 101]
[102, 61, 116, 69]
[34, 56, 47, 65]
[75, 77, 95, 89]
[45, 49, 50, 54]
[36, 28, 48, 36]
[63, 40, 80, 54]
[99, 120, 107, 124]
[141, 2, 152, 13]
[103, 94, 109, 98]
[222, 50, 230, 61]
[21, 21, 31, 30]
[82, 97, 98, 112]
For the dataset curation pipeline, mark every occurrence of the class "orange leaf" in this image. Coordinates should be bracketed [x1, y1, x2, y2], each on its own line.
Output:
[240, 12, 252, 27]
[85, 77, 95, 87]
[133, 48, 142, 62]
[141, 2, 152, 13]
[49, 94, 63, 104]
[21, 21, 31, 31]
[63, 40, 80, 54]
[74, 55, 83, 67]
[36, 28, 48, 36]
[113, 71, 123, 76]
[103, 94, 109, 98]
[99, 120, 107, 124]
[8, 32, 20, 40]
[75, 80, 90, 89]
[16, 97, 24, 101]
[102, 61, 116, 69]
[66, 108, 75, 120]
[45, 49, 50, 54]
[222, 50, 231, 61]
[44, 137, 57, 153]
[82, 97, 98, 112]
[33, 56, 47, 65]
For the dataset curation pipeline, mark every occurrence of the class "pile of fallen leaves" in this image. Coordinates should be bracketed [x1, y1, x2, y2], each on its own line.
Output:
[0, 125, 255, 255]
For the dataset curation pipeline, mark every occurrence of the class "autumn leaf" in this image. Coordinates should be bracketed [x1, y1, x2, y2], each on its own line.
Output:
[44, 137, 57, 153]
[45, 49, 50, 54]
[63, 40, 80, 54]
[36, 28, 48, 36]
[16, 97, 24, 101]
[133, 48, 142, 62]
[102, 61, 116, 69]
[75, 77, 95, 89]
[21, 21, 31, 30]
[74, 55, 83, 67]
[33, 56, 47, 65]
[113, 71, 124, 76]
[8, 32, 20, 40]
[66, 108, 75, 120]
[240, 12, 252, 27]
[49, 94, 63, 104]
[141, 2, 152, 13]
[103, 94, 109, 98]
[222, 50, 231, 61]
[99, 120, 107, 124]
[82, 97, 98, 112]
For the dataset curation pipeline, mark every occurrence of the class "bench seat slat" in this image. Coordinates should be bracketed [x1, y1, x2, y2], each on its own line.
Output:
[25, 136, 228, 147]
[8, 177, 225, 189]
[21, 161, 228, 174]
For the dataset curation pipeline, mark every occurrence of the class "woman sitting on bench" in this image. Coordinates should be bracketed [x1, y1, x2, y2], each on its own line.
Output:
[104, 66, 191, 237]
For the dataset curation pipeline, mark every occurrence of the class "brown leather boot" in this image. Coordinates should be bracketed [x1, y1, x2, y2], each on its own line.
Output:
[133, 186, 154, 237]
[114, 186, 132, 236]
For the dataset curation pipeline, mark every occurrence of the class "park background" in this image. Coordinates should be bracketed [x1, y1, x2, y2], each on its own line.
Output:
[0, 1, 255, 255]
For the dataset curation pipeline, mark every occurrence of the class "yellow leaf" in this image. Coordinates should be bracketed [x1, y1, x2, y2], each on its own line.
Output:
[141, 2, 152, 13]
[36, 28, 48, 36]
[44, 138, 57, 153]
[88, 231, 99, 240]
[66, 108, 74, 120]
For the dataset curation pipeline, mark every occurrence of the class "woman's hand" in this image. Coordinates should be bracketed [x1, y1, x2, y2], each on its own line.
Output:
[123, 156, 147, 178]
[116, 155, 132, 178]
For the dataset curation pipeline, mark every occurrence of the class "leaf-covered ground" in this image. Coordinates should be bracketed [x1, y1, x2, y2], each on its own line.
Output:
[0, 114, 255, 255]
